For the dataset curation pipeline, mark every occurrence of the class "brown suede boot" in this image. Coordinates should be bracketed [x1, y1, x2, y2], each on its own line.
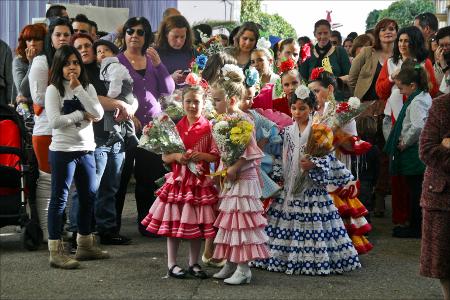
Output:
[75, 234, 110, 261]
[48, 239, 80, 269]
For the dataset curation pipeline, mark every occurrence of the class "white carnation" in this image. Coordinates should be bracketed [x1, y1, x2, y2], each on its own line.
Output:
[221, 64, 244, 79]
[256, 37, 271, 50]
[214, 120, 229, 131]
[348, 97, 361, 109]
[295, 85, 310, 100]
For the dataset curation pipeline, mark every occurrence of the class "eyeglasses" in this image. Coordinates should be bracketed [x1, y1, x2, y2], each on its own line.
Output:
[74, 29, 89, 34]
[126, 28, 145, 37]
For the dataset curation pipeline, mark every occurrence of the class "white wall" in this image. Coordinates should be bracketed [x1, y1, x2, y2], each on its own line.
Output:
[177, 0, 240, 24]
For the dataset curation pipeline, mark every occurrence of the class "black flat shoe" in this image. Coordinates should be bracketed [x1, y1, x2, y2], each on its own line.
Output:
[168, 265, 186, 279]
[188, 264, 208, 279]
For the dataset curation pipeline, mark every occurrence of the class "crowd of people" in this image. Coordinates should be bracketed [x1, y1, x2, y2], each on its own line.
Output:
[0, 4, 448, 297]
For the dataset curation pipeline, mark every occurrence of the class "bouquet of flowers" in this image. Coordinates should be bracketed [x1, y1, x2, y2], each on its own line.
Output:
[138, 114, 185, 154]
[210, 114, 254, 189]
[212, 113, 254, 166]
[196, 30, 224, 57]
[291, 92, 372, 194]
[138, 114, 201, 176]
[159, 91, 185, 123]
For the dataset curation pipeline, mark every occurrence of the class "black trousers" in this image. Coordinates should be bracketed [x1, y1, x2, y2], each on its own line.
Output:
[115, 146, 166, 232]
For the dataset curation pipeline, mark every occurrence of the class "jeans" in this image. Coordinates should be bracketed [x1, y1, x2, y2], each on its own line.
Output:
[68, 139, 124, 234]
[48, 150, 96, 240]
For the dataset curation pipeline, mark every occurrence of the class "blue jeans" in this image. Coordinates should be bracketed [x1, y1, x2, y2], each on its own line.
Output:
[48, 150, 96, 240]
[68, 139, 124, 234]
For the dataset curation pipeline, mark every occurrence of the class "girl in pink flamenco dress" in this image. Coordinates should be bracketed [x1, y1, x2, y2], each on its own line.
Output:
[141, 83, 219, 280]
[209, 65, 270, 285]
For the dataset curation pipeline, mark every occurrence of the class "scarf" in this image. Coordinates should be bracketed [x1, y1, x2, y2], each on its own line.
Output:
[384, 89, 422, 174]
[314, 41, 332, 68]
[283, 118, 312, 194]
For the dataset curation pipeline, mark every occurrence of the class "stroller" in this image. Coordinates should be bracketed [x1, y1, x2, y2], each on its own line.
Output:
[0, 104, 42, 250]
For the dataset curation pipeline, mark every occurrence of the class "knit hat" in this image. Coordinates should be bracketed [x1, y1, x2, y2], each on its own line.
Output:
[93, 39, 119, 55]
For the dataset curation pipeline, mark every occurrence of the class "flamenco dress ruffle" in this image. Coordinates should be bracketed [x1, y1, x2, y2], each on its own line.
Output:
[329, 160, 373, 254]
[253, 155, 361, 275]
[213, 137, 270, 263]
[141, 163, 218, 239]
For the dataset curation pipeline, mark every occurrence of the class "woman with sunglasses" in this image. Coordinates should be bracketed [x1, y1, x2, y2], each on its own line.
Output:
[299, 19, 351, 101]
[115, 17, 175, 238]
[155, 15, 196, 88]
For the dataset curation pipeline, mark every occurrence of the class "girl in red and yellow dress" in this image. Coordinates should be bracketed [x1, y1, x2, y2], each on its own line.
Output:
[252, 57, 300, 117]
[308, 66, 373, 254]
[141, 80, 220, 279]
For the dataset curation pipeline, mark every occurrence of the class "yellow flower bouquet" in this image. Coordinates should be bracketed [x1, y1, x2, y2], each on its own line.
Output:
[212, 113, 254, 167]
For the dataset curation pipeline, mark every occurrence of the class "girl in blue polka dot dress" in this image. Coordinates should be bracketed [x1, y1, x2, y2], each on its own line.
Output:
[252, 85, 361, 275]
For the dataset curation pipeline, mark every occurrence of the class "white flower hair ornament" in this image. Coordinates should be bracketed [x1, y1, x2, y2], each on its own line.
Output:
[221, 64, 244, 81]
[197, 29, 210, 44]
[295, 85, 311, 100]
[256, 37, 271, 50]
[347, 97, 361, 109]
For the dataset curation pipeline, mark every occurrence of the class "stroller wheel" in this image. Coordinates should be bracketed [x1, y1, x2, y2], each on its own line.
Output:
[22, 220, 43, 251]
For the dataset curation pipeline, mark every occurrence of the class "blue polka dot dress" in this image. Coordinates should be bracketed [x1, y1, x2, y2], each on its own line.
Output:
[252, 122, 361, 275]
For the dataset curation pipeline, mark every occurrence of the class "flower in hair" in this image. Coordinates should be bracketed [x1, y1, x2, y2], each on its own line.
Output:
[310, 67, 325, 81]
[256, 37, 271, 50]
[278, 57, 296, 75]
[245, 67, 259, 87]
[221, 64, 244, 80]
[295, 85, 310, 100]
[195, 54, 208, 70]
[185, 73, 202, 86]
[197, 29, 210, 44]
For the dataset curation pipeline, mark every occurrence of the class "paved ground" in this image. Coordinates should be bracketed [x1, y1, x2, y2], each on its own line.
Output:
[0, 194, 443, 300]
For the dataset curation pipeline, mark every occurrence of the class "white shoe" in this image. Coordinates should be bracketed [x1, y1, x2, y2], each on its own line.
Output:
[223, 270, 251, 285]
[212, 262, 236, 279]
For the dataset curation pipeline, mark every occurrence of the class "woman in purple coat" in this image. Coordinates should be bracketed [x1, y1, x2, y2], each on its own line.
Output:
[115, 17, 175, 236]
[419, 93, 450, 300]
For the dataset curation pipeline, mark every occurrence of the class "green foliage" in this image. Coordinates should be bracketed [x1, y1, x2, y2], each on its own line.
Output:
[259, 13, 297, 39]
[366, 9, 381, 30]
[240, 0, 262, 23]
[375, 0, 435, 28]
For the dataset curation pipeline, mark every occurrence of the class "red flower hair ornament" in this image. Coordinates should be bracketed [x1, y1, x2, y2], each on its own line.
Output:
[310, 67, 325, 81]
[278, 57, 296, 75]
[185, 72, 209, 90]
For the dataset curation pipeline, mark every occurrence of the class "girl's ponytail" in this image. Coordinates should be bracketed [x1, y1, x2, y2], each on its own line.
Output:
[396, 58, 429, 92]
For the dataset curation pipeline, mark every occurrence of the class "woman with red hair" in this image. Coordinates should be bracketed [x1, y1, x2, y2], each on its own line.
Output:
[12, 23, 46, 106]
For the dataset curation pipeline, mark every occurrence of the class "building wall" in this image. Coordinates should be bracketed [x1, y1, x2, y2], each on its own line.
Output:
[0, 0, 176, 50]
[177, 0, 240, 25]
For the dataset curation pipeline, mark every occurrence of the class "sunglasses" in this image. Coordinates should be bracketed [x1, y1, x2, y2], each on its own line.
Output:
[126, 28, 145, 37]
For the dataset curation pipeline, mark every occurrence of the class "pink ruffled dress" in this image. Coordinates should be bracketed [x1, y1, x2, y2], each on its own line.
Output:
[213, 118, 270, 263]
[141, 116, 219, 239]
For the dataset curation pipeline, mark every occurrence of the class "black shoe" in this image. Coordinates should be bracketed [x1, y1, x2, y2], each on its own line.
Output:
[168, 265, 186, 279]
[138, 225, 160, 238]
[188, 264, 208, 279]
[105, 132, 124, 147]
[99, 233, 132, 245]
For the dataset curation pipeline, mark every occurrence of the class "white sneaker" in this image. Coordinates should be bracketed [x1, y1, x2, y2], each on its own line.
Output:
[212, 262, 237, 279]
[223, 269, 251, 285]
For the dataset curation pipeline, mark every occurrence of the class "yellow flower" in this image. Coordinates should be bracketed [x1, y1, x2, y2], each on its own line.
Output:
[230, 126, 243, 135]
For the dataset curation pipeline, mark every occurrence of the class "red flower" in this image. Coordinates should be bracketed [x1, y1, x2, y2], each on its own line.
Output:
[310, 67, 325, 81]
[278, 57, 296, 74]
[336, 102, 350, 113]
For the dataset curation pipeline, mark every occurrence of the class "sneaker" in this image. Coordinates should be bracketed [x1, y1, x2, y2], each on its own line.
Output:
[99, 233, 132, 245]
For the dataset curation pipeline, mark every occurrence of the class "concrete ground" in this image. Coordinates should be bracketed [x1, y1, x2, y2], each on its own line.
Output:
[0, 194, 443, 300]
